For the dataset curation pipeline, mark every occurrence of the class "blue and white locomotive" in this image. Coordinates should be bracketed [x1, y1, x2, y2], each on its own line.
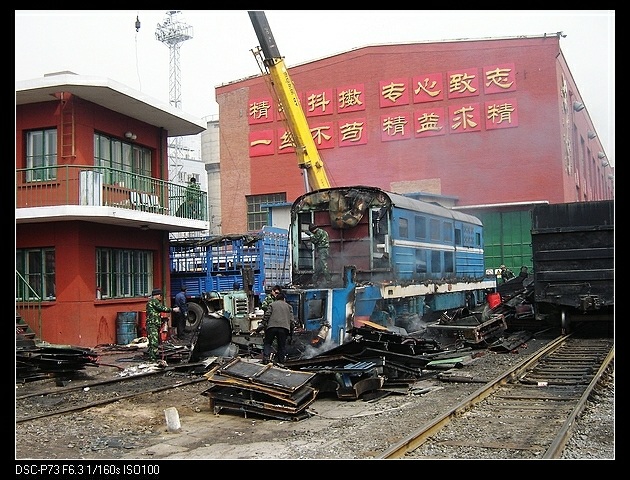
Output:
[284, 186, 496, 348]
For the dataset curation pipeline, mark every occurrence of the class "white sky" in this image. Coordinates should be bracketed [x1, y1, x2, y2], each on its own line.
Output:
[15, 10, 615, 165]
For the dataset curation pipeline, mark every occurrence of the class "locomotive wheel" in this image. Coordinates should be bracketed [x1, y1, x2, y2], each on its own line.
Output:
[185, 302, 205, 333]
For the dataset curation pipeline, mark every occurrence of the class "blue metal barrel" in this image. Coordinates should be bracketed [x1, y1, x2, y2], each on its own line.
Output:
[116, 312, 138, 345]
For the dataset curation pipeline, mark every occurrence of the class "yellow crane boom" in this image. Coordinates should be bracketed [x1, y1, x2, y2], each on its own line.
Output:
[248, 10, 331, 192]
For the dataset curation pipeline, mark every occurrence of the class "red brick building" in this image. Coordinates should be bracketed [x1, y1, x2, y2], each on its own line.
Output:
[216, 35, 613, 235]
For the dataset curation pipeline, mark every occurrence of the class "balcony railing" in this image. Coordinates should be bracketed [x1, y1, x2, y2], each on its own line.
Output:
[16, 165, 207, 221]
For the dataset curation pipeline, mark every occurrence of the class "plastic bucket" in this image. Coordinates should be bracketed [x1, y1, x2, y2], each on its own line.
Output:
[137, 311, 147, 337]
[487, 292, 501, 309]
[116, 311, 138, 345]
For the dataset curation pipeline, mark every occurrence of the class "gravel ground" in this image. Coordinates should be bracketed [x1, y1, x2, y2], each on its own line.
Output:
[15, 332, 615, 461]
[561, 370, 615, 459]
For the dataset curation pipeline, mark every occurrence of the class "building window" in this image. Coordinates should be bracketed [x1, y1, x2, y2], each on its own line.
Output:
[94, 133, 152, 189]
[26, 129, 57, 182]
[246, 193, 286, 231]
[16, 248, 56, 301]
[176, 171, 201, 184]
[96, 248, 153, 299]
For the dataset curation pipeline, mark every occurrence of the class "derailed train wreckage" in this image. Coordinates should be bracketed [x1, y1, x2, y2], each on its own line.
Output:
[179, 185, 499, 361]
[281, 186, 497, 350]
[173, 12, 498, 364]
[164, 12, 508, 416]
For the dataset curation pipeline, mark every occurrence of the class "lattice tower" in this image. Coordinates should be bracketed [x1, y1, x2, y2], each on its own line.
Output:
[155, 10, 193, 180]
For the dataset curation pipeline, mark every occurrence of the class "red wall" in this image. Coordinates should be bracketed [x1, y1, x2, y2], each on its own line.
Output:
[16, 222, 169, 346]
[16, 97, 167, 171]
[216, 36, 610, 234]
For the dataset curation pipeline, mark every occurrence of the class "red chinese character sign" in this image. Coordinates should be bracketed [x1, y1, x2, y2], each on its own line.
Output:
[447, 68, 480, 99]
[413, 73, 444, 104]
[305, 88, 334, 117]
[483, 64, 516, 95]
[337, 84, 366, 113]
[248, 97, 274, 124]
[449, 103, 481, 133]
[381, 112, 413, 141]
[379, 78, 410, 107]
[311, 122, 335, 149]
[339, 118, 368, 147]
[485, 98, 519, 130]
[248, 62, 520, 158]
[249, 130, 275, 157]
[278, 129, 296, 154]
[415, 107, 446, 138]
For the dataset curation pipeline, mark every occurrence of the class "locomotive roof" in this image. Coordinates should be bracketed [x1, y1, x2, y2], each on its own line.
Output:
[386, 190, 483, 226]
[295, 186, 483, 226]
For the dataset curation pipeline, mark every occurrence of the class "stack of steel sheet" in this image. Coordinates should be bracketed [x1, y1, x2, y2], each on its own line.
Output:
[16, 339, 99, 381]
[201, 357, 318, 421]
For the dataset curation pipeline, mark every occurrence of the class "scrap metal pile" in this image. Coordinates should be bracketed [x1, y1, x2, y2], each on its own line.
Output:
[286, 325, 443, 393]
[282, 323, 485, 400]
[425, 308, 508, 345]
[16, 335, 99, 382]
[202, 357, 318, 421]
[200, 315, 517, 420]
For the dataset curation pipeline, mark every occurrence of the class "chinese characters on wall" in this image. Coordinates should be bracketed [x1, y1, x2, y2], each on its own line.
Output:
[249, 64, 518, 157]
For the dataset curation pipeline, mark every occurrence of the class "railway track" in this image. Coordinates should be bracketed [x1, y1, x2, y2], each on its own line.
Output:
[379, 331, 614, 459]
[16, 364, 208, 423]
[15, 325, 613, 459]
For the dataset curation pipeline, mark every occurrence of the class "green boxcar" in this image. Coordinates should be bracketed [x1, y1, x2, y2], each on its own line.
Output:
[473, 209, 533, 277]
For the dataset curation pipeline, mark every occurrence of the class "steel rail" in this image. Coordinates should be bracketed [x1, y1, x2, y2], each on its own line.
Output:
[542, 344, 614, 458]
[378, 333, 572, 459]
[16, 376, 207, 423]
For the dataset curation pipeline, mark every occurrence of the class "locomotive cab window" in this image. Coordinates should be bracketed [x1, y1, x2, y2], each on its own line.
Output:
[454, 227, 462, 246]
[442, 221, 453, 242]
[306, 298, 324, 319]
[431, 250, 442, 273]
[415, 249, 427, 273]
[430, 218, 440, 240]
[445, 251, 454, 273]
[414, 215, 426, 239]
[399, 217, 409, 238]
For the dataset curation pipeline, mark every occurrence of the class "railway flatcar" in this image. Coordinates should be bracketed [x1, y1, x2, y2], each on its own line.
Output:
[531, 200, 614, 332]
[282, 186, 496, 347]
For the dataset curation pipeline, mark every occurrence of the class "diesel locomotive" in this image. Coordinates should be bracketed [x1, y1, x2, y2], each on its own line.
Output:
[281, 185, 496, 347]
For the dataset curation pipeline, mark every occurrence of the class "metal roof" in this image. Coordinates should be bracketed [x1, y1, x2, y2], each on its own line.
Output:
[15, 72, 206, 137]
